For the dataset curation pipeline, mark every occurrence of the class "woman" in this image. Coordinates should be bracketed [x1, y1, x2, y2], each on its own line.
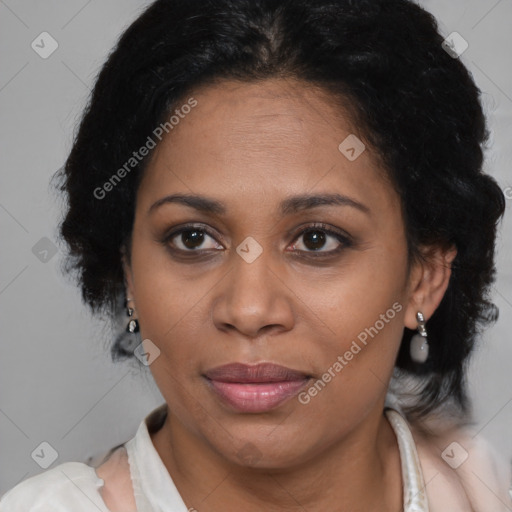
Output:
[1, 0, 511, 510]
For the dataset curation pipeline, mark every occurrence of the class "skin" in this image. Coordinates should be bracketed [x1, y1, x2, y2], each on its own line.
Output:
[120, 78, 455, 511]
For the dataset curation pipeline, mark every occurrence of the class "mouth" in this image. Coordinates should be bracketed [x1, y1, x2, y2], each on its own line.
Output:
[203, 362, 312, 413]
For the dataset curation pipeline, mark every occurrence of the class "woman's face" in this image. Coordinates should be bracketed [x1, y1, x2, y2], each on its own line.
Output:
[123, 78, 417, 467]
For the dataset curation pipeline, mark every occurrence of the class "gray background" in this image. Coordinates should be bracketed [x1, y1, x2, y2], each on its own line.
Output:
[1, 0, 511, 495]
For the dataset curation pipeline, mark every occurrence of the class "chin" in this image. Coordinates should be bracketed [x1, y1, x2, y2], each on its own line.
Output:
[211, 426, 319, 470]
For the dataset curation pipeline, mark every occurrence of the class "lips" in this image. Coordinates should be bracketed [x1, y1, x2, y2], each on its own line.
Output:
[203, 363, 311, 413]
[204, 362, 309, 383]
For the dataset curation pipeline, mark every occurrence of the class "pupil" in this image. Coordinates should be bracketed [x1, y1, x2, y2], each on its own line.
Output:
[304, 230, 325, 250]
[183, 230, 204, 249]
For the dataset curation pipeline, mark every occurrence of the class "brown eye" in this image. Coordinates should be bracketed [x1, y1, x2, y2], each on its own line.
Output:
[164, 225, 223, 252]
[180, 229, 205, 249]
[290, 224, 351, 255]
[301, 229, 327, 251]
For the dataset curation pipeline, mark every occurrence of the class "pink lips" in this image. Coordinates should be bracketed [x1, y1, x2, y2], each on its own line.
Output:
[204, 363, 310, 413]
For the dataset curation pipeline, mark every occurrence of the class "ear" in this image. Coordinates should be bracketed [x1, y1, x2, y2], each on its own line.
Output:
[120, 246, 135, 300]
[404, 245, 457, 329]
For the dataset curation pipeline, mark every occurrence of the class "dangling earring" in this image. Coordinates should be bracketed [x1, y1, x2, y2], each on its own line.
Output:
[410, 311, 429, 363]
[125, 297, 139, 333]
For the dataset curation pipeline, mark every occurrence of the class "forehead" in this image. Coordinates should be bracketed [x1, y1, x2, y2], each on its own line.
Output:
[137, 78, 397, 217]
[167, 79, 359, 162]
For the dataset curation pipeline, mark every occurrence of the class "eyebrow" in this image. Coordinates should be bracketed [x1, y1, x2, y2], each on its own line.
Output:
[148, 192, 370, 216]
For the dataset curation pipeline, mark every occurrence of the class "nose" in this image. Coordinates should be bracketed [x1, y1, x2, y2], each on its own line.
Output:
[211, 246, 295, 340]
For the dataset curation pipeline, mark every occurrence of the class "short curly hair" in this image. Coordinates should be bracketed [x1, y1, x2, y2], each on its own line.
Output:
[53, 0, 505, 418]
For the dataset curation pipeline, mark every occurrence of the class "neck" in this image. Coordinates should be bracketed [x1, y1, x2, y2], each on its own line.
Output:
[151, 404, 402, 511]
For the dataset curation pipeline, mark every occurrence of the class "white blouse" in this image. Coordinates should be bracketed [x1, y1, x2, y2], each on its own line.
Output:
[1, 402, 511, 511]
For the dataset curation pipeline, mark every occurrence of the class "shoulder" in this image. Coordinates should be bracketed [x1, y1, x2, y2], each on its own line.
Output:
[0, 446, 136, 512]
[95, 445, 137, 511]
[411, 419, 512, 512]
[0, 461, 108, 512]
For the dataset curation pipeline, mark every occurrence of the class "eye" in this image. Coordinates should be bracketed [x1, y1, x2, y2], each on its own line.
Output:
[289, 223, 352, 255]
[163, 225, 223, 252]
[161, 222, 352, 257]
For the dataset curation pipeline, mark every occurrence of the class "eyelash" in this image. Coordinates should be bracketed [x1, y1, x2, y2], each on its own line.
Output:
[160, 222, 353, 259]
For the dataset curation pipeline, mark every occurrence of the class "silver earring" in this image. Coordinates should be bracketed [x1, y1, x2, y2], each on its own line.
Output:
[125, 297, 139, 333]
[410, 311, 429, 363]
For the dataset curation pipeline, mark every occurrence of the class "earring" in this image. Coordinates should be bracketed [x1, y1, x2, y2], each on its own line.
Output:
[410, 311, 429, 363]
[125, 297, 139, 333]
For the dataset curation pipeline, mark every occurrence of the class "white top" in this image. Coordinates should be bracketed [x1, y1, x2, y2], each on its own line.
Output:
[1, 402, 511, 511]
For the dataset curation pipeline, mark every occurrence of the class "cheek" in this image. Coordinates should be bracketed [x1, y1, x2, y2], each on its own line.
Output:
[296, 240, 408, 398]
[128, 230, 206, 367]
[309, 241, 408, 340]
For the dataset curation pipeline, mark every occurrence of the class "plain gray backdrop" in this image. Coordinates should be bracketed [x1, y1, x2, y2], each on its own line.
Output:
[1, 0, 511, 495]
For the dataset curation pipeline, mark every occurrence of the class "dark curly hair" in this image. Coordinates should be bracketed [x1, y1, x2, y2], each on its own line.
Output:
[52, 0, 505, 418]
